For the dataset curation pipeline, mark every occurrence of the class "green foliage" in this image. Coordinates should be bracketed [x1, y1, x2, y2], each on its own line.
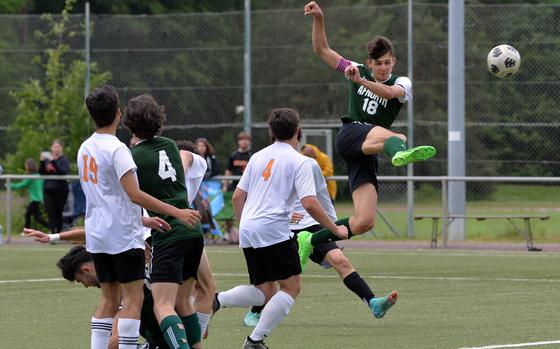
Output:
[3, 0, 110, 173]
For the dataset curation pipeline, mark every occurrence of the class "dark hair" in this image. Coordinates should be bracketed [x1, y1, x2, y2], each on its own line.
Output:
[122, 94, 166, 140]
[176, 140, 199, 154]
[56, 245, 93, 282]
[85, 85, 120, 128]
[195, 138, 215, 156]
[25, 158, 37, 173]
[268, 108, 300, 141]
[367, 36, 394, 60]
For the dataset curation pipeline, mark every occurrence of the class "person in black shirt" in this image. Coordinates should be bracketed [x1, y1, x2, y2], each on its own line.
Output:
[219, 132, 252, 244]
[39, 139, 70, 235]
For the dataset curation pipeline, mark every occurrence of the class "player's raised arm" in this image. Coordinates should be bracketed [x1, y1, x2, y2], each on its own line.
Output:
[305, 1, 343, 70]
[120, 170, 201, 227]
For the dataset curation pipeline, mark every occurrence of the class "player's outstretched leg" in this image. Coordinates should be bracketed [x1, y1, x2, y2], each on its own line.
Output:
[369, 290, 398, 319]
[384, 136, 436, 167]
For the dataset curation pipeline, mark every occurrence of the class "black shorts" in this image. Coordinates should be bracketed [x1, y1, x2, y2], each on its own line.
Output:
[335, 121, 379, 193]
[92, 248, 145, 284]
[243, 237, 301, 286]
[150, 237, 204, 284]
[292, 225, 340, 265]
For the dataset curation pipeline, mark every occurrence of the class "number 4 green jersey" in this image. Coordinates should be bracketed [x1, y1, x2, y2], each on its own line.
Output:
[342, 64, 412, 129]
[131, 136, 202, 245]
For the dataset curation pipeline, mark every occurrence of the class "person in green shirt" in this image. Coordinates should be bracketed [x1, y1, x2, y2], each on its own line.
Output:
[9, 158, 48, 230]
[123, 94, 204, 349]
[298, 1, 437, 266]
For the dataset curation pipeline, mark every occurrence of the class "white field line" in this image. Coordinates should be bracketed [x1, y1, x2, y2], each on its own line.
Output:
[458, 339, 560, 349]
[0, 278, 63, 284]
[214, 273, 560, 283]
[206, 249, 560, 259]
[4, 247, 560, 259]
[2, 273, 560, 285]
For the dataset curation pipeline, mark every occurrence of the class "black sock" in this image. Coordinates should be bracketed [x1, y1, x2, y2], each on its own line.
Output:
[343, 271, 375, 303]
[250, 305, 264, 314]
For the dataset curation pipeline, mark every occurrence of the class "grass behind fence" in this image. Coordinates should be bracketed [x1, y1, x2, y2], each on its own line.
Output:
[1, 184, 559, 241]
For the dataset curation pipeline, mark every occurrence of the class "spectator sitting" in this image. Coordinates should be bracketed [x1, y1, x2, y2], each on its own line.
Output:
[301, 143, 337, 202]
[8, 158, 48, 230]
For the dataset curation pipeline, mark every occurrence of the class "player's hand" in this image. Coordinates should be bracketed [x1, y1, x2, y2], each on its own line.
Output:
[304, 1, 323, 18]
[344, 65, 362, 83]
[22, 228, 50, 243]
[177, 208, 202, 228]
[290, 212, 305, 224]
[333, 225, 349, 240]
[141, 216, 171, 233]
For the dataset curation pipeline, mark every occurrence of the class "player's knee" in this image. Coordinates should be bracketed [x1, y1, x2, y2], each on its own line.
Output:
[331, 254, 352, 272]
[352, 219, 375, 234]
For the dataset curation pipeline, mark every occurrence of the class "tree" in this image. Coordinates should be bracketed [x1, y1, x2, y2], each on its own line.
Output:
[3, 0, 110, 173]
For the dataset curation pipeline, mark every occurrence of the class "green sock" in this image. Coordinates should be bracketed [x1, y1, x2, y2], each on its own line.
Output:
[383, 136, 406, 157]
[180, 313, 201, 347]
[310, 217, 354, 246]
[160, 315, 190, 349]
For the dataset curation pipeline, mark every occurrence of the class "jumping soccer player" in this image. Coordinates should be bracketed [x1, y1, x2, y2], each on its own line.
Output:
[80, 85, 201, 349]
[298, 1, 437, 266]
[122, 94, 204, 349]
[212, 108, 347, 349]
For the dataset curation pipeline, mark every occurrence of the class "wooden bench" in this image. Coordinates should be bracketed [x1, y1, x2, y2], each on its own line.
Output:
[414, 214, 550, 251]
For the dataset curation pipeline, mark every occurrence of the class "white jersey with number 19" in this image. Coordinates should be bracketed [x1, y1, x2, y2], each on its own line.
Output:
[236, 141, 316, 248]
[78, 132, 144, 254]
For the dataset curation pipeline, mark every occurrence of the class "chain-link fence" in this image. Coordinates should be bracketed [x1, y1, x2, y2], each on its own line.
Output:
[0, 3, 559, 202]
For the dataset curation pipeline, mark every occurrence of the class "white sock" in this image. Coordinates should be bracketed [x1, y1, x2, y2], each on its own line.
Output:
[197, 312, 211, 334]
[91, 317, 113, 349]
[218, 285, 265, 308]
[117, 318, 140, 349]
[250, 290, 294, 341]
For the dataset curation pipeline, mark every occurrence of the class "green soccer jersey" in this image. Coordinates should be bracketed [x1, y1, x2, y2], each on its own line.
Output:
[131, 136, 202, 245]
[341, 65, 407, 129]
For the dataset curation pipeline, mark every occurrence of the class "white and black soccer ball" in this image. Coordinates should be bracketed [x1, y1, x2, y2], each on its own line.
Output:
[487, 44, 521, 78]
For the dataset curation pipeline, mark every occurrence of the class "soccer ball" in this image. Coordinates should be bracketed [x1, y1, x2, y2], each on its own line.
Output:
[487, 44, 521, 78]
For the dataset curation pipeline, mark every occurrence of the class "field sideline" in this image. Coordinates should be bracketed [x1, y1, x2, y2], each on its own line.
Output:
[1, 244, 559, 349]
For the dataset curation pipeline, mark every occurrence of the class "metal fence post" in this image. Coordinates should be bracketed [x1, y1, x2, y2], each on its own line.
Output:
[406, 0, 415, 239]
[6, 177, 12, 243]
[442, 178, 448, 248]
[84, 2, 91, 99]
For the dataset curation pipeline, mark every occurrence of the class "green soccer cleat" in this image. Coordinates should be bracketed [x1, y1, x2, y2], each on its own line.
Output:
[392, 146, 436, 167]
[369, 290, 398, 319]
[243, 311, 261, 327]
[297, 230, 313, 273]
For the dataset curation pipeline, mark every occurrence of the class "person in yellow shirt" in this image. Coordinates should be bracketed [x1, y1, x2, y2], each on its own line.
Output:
[301, 144, 337, 202]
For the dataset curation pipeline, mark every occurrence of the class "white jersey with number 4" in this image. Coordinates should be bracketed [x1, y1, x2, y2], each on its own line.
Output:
[78, 133, 144, 254]
[237, 141, 316, 248]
